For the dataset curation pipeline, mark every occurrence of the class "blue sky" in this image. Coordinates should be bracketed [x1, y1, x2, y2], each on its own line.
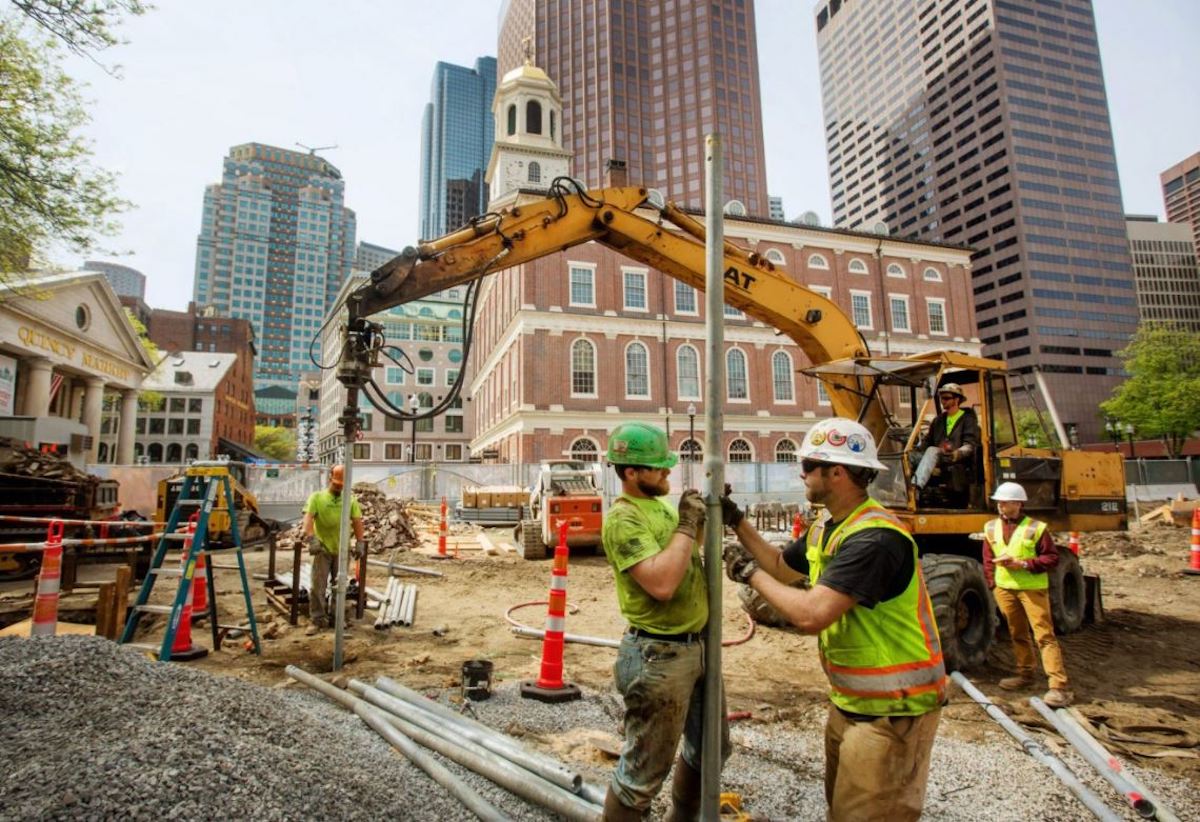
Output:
[58, 0, 1200, 310]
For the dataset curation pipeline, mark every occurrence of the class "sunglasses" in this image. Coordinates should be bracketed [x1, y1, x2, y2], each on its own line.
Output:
[938, 395, 960, 402]
[801, 458, 833, 474]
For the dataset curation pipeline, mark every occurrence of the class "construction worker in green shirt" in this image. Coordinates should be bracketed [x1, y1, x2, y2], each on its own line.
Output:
[910, 382, 981, 506]
[302, 464, 366, 635]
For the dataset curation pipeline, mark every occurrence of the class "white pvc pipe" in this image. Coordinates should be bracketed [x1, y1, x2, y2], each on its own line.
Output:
[402, 584, 417, 626]
[510, 625, 620, 649]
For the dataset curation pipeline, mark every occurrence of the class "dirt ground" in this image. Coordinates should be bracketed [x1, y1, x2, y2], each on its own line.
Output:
[164, 517, 1200, 790]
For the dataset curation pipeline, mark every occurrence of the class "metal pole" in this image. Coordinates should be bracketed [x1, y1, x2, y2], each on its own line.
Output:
[700, 132, 725, 821]
[1031, 366, 1071, 449]
[333, 388, 357, 671]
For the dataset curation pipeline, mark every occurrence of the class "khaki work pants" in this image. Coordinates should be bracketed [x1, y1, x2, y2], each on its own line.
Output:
[309, 550, 338, 625]
[994, 587, 1069, 690]
[824, 704, 941, 822]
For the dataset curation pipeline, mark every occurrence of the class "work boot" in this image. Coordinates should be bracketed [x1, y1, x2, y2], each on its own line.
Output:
[663, 757, 702, 822]
[1043, 689, 1074, 708]
[602, 787, 643, 822]
[998, 675, 1033, 691]
[305, 620, 326, 636]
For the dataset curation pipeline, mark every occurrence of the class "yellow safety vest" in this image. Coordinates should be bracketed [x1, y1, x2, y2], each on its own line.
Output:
[986, 516, 1049, 590]
[806, 499, 947, 716]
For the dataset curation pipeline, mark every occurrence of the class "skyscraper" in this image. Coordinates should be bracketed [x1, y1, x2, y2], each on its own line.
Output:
[1161, 152, 1200, 258]
[85, 260, 145, 300]
[814, 0, 1135, 440]
[193, 143, 356, 391]
[499, 0, 769, 215]
[1126, 215, 1200, 333]
[419, 57, 497, 240]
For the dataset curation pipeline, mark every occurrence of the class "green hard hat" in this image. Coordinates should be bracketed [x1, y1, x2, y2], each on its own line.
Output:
[607, 422, 679, 468]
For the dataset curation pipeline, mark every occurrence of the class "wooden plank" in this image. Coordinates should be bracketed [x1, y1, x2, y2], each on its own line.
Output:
[476, 533, 499, 556]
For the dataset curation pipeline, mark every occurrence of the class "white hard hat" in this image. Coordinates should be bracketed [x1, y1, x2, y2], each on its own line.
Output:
[799, 418, 888, 471]
[991, 482, 1028, 502]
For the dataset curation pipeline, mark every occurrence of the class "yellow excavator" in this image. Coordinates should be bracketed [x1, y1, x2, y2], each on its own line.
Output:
[337, 181, 1126, 671]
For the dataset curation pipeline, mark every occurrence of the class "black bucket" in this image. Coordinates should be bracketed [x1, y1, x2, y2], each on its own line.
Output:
[461, 659, 494, 701]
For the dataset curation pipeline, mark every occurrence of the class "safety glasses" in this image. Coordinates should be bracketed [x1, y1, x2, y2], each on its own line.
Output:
[800, 458, 832, 475]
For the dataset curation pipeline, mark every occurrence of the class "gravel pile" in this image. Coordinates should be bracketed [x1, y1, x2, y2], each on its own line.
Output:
[2, 636, 1196, 821]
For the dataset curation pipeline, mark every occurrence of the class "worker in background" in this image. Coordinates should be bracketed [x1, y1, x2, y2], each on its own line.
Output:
[910, 382, 980, 506]
[301, 464, 366, 636]
[984, 481, 1073, 707]
[721, 418, 946, 822]
[600, 421, 729, 822]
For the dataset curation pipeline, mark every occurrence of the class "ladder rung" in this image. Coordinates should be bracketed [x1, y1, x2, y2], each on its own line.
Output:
[135, 604, 174, 614]
[149, 567, 183, 577]
[202, 547, 243, 555]
[162, 533, 191, 541]
[216, 623, 249, 633]
[175, 498, 205, 505]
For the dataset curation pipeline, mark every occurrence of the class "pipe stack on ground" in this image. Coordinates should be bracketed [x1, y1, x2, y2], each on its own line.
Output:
[274, 562, 313, 595]
[372, 580, 419, 630]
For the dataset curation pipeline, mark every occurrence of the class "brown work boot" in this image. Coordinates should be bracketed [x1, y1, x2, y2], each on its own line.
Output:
[603, 787, 643, 821]
[998, 675, 1034, 691]
[1043, 689, 1074, 708]
[663, 756, 702, 822]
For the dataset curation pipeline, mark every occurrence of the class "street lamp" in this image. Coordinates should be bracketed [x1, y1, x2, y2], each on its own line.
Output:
[1104, 418, 1122, 453]
[1124, 422, 1136, 459]
[409, 394, 420, 463]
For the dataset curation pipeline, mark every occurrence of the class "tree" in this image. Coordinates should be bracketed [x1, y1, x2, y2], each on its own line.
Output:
[124, 308, 163, 410]
[1015, 408, 1061, 449]
[255, 426, 296, 462]
[11, 1, 149, 61]
[1100, 324, 1200, 458]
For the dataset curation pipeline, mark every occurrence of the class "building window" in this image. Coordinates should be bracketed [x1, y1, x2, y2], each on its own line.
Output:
[186, 419, 200, 435]
[726, 349, 748, 400]
[149, 418, 165, 435]
[526, 100, 542, 134]
[728, 439, 753, 462]
[625, 342, 650, 398]
[674, 281, 697, 314]
[808, 253, 829, 269]
[623, 268, 648, 311]
[444, 443, 463, 461]
[723, 303, 744, 318]
[351, 443, 370, 460]
[772, 351, 794, 402]
[571, 338, 597, 396]
[185, 443, 199, 461]
[680, 438, 703, 462]
[890, 295, 911, 332]
[385, 416, 404, 433]
[928, 299, 948, 335]
[385, 443, 405, 460]
[417, 368, 435, 386]
[528, 161, 541, 183]
[445, 414, 464, 433]
[416, 393, 434, 432]
[168, 419, 184, 435]
[817, 381, 831, 406]
[414, 443, 433, 461]
[848, 258, 869, 274]
[764, 248, 786, 265]
[166, 443, 182, 463]
[887, 263, 906, 278]
[445, 369, 459, 387]
[188, 398, 202, 413]
[776, 439, 798, 462]
[851, 291, 873, 329]
[569, 263, 595, 306]
[169, 397, 186, 413]
[507, 104, 516, 135]
[386, 367, 405, 385]
[569, 438, 600, 462]
[148, 443, 163, 462]
[923, 266, 942, 282]
[677, 345, 700, 399]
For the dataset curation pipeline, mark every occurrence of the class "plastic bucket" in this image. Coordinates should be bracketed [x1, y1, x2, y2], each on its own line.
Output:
[461, 659, 494, 701]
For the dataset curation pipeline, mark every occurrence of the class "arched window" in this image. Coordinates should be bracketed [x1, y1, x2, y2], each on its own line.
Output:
[680, 438, 703, 462]
[676, 345, 700, 399]
[133, 443, 144, 459]
[185, 443, 199, 461]
[148, 443, 163, 463]
[887, 263, 906, 278]
[97, 442, 109, 463]
[526, 100, 543, 134]
[923, 266, 943, 282]
[571, 338, 596, 396]
[775, 439, 798, 462]
[808, 253, 829, 269]
[166, 443, 182, 463]
[848, 257, 868, 274]
[569, 438, 599, 462]
[772, 351, 795, 402]
[625, 341, 650, 397]
[506, 104, 516, 136]
[728, 439, 753, 462]
[726, 349, 748, 400]
[528, 161, 541, 183]
[764, 248, 786, 265]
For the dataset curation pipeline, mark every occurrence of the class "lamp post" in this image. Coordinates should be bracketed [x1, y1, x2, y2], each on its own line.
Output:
[1105, 419, 1122, 453]
[1124, 422, 1136, 459]
[409, 394, 420, 463]
[687, 402, 697, 487]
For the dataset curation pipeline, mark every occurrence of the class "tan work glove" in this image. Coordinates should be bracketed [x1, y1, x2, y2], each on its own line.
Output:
[723, 542, 760, 585]
[675, 489, 707, 540]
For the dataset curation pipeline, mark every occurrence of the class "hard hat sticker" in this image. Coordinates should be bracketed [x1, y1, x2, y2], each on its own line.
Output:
[846, 434, 866, 453]
[613, 441, 628, 455]
[809, 431, 826, 446]
[827, 430, 847, 447]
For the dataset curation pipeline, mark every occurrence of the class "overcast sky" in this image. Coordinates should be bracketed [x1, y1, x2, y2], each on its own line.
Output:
[58, 0, 1200, 311]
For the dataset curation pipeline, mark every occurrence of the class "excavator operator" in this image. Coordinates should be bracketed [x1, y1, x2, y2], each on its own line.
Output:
[909, 382, 981, 507]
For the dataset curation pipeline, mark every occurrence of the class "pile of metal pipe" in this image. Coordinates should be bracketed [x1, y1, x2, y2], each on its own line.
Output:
[274, 561, 313, 595]
[373, 578, 418, 630]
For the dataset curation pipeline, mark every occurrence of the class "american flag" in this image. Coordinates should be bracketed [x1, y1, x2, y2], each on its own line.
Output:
[49, 373, 64, 402]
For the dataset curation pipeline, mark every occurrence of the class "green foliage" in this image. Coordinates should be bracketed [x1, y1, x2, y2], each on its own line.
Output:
[255, 425, 296, 462]
[124, 307, 163, 409]
[1100, 324, 1200, 458]
[11, 1, 149, 60]
[1015, 408, 1060, 449]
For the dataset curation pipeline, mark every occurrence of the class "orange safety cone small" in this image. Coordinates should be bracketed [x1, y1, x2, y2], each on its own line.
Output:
[791, 513, 805, 541]
[1185, 508, 1200, 576]
[171, 517, 208, 660]
[521, 520, 582, 703]
[30, 521, 65, 637]
[1067, 531, 1080, 556]
[188, 512, 209, 621]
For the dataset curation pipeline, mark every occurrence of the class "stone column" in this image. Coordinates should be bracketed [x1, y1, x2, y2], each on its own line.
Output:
[20, 357, 53, 417]
[69, 383, 85, 421]
[116, 388, 139, 465]
[81, 377, 105, 465]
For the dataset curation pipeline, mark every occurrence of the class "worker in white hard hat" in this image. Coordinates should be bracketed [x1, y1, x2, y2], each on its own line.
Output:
[719, 418, 946, 822]
[910, 382, 981, 507]
[984, 481, 1073, 707]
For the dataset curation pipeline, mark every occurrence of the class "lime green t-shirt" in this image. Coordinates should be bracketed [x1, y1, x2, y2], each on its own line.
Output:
[303, 489, 362, 554]
[601, 493, 708, 634]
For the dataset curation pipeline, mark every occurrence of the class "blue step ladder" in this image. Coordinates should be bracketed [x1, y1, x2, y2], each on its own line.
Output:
[119, 463, 261, 660]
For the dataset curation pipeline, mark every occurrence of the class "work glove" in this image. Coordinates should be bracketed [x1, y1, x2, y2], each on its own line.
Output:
[720, 483, 744, 529]
[723, 542, 759, 585]
[352, 539, 368, 560]
[675, 489, 707, 540]
[307, 535, 323, 556]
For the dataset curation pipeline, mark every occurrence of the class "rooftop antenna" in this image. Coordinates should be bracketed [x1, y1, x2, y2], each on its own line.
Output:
[296, 142, 338, 156]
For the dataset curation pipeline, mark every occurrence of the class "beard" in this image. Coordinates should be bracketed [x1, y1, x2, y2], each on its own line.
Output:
[636, 476, 670, 497]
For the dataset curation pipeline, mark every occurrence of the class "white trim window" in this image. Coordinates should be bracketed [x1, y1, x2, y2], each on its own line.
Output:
[623, 268, 648, 311]
[810, 284, 833, 299]
[385, 367, 406, 385]
[764, 248, 786, 265]
[416, 367, 435, 386]
[889, 294, 911, 332]
[571, 338, 597, 396]
[625, 341, 650, 398]
[775, 439, 798, 462]
[808, 253, 829, 269]
[445, 368, 459, 387]
[674, 281, 698, 315]
[444, 443, 463, 461]
[817, 380, 831, 406]
[886, 262, 907, 278]
[850, 290, 873, 329]
[726, 348, 749, 401]
[723, 303, 744, 319]
[568, 262, 596, 307]
[771, 350, 795, 403]
[728, 439, 753, 462]
[923, 266, 943, 282]
[569, 438, 600, 462]
[677, 344, 701, 399]
[927, 298, 948, 335]
[848, 257, 869, 274]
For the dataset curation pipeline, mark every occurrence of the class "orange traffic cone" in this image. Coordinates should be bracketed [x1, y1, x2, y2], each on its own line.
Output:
[171, 517, 208, 660]
[30, 521, 65, 637]
[1068, 531, 1080, 556]
[792, 512, 806, 540]
[188, 512, 209, 622]
[521, 520, 582, 703]
[1185, 509, 1200, 576]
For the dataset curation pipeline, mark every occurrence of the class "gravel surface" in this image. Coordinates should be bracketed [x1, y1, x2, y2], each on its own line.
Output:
[1, 636, 1196, 821]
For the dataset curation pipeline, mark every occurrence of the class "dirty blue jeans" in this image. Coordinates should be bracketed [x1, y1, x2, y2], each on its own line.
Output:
[610, 633, 731, 812]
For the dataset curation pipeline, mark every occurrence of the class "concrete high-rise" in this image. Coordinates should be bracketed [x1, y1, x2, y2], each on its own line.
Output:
[498, 0, 769, 215]
[419, 57, 497, 240]
[814, 0, 1136, 440]
[1161, 152, 1200, 257]
[1126, 215, 1200, 333]
[193, 143, 356, 391]
[85, 261, 145, 300]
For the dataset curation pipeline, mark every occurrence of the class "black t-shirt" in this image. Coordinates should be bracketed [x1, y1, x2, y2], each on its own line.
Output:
[780, 520, 914, 608]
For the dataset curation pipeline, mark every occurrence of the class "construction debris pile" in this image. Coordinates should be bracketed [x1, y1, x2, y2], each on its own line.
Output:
[0, 444, 92, 482]
[274, 484, 430, 555]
